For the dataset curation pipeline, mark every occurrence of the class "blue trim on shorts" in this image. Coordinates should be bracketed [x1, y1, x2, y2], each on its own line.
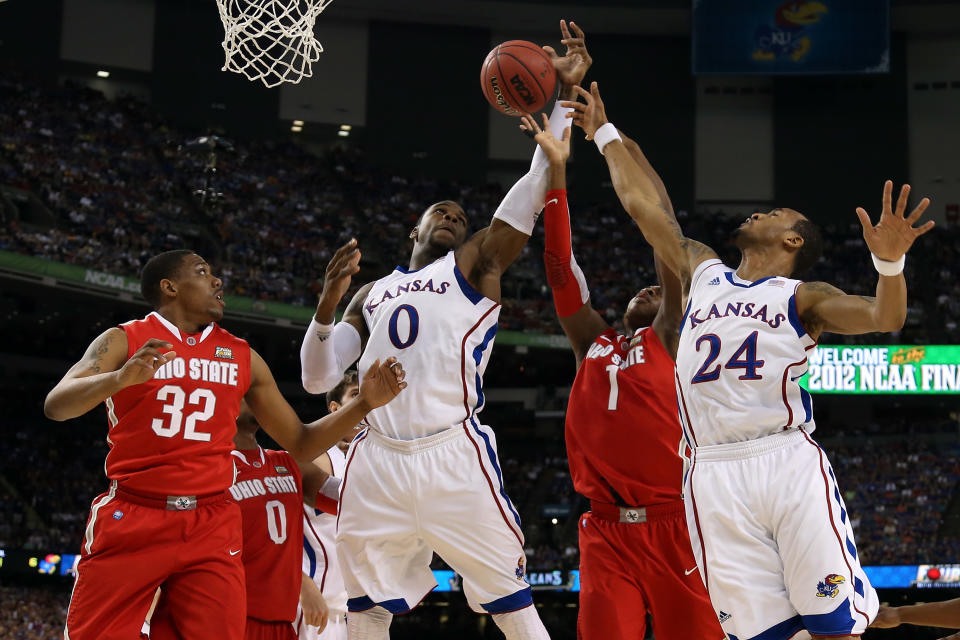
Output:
[347, 595, 416, 615]
[802, 597, 857, 636]
[854, 576, 865, 598]
[470, 417, 522, 528]
[347, 596, 376, 612]
[480, 586, 533, 613]
[743, 614, 804, 640]
[303, 537, 317, 579]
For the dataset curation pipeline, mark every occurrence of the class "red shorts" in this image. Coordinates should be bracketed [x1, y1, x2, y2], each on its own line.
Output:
[65, 486, 245, 640]
[577, 501, 723, 640]
[244, 618, 297, 640]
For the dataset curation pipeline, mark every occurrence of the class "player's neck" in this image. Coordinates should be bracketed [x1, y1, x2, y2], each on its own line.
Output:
[408, 244, 447, 271]
[735, 248, 794, 282]
[233, 433, 258, 451]
[155, 307, 211, 335]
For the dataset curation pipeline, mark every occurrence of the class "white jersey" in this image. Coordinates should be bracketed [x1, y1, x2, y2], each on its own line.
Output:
[358, 251, 500, 440]
[302, 446, 348, 615]
[675, 259, 817, 447]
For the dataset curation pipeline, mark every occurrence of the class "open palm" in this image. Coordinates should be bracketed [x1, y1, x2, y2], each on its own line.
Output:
[856, 180, 934, 261]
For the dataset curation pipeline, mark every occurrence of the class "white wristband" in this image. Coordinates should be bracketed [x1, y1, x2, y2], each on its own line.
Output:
[312, 319, 334, 340]
[593, 122, 622, 155]
[871, 253, 905, 276]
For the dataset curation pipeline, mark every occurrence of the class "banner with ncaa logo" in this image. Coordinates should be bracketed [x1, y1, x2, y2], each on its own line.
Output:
[692, 0, 890, 75]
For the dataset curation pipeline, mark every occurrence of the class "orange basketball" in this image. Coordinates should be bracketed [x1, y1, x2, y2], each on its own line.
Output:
[480, 40, 557, 117]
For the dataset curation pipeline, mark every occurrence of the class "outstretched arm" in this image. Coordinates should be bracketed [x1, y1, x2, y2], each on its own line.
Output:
[562, 82, 718, 290]
[301, 239, 371, 394]
[250, 350, 406, 463]
[872, 599, 960, 632]
[458, 21, 592, 299]
[797, 181, 933, 341]
[618, 129, 684, 356]
[520, 113, 607, 364]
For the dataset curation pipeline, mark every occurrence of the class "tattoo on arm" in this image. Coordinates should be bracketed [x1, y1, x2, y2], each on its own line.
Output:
[804, 281, 846, 298]
[85, 332, 114, 373]
[857, 295, 876, 305]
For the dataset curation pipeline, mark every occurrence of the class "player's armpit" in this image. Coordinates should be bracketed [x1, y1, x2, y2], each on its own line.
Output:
[558, 304, 609, 367]
[455, 220, 529, 302]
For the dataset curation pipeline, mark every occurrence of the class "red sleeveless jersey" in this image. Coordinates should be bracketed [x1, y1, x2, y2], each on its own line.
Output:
[104, 312, 251, 495]
[230, 447, 304, 622]
[565, 326, 683, 507]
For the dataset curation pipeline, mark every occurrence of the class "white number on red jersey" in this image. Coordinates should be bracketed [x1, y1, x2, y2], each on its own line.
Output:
[265, 500, 287, 544]
[151, 385, 216, 441]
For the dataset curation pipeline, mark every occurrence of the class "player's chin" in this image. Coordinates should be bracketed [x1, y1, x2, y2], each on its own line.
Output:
[208, 306, 225, 322]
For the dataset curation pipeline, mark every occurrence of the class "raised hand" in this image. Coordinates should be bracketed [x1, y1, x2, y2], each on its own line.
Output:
[359, 357, 407, 409]
[316, 238, 361, 320]
[856, 181, 934, 262]
[520, 113, 571, 165]
[543, 20, 592, 97]
[560, 81, 609, 141]
[116, 339, 176, 388]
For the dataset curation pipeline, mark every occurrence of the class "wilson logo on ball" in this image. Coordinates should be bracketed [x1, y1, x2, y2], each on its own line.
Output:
[509, 74, 536, 106]
[481, 39, 556, 116]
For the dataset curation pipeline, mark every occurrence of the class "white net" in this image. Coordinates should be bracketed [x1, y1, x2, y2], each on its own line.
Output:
[216, 0, 334, 88]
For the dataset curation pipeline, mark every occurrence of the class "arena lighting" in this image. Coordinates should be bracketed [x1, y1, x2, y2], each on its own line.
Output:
[290, 125, 302, 132]
[340, 124, 352, 131]
[96, 70, 110, 78]
[338, 130, 349, 137]
[551, 518, 558, 525]
[292, 120, 304, 126]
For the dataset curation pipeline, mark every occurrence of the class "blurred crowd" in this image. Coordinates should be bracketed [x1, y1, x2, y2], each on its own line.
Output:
[1, 77, 956, 339]
[3, 76, 960, 636]
[0, 585, 68, 640]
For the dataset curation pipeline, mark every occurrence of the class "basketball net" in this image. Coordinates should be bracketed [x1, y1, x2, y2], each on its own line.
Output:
[216, 0, 334, 88]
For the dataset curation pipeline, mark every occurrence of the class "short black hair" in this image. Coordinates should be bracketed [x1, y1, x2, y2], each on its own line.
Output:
[790, 218, 823, 279]
[140, 250, 195, 307]
[327, 369, 359, 408]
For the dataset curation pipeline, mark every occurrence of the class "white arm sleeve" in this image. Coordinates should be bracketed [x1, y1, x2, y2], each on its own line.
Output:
[492, 100, 574, 235]
[300, 318, 362, 394]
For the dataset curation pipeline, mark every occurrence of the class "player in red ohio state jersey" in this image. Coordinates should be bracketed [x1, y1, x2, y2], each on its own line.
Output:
[44, 250, 407, 640]
[522, 114, 722, 639]
[153, 402, 333, 640]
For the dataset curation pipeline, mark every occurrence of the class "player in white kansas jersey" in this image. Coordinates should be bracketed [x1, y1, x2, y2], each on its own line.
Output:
[565, 82, 935, 640]
[299, 22, 590, 640]
[297, 372, 360, 640]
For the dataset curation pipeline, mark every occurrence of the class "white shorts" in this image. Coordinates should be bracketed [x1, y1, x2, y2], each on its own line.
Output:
[684, 428, 878, 640]
[336, 422, 532, 614]
[295, 612, 346, 640]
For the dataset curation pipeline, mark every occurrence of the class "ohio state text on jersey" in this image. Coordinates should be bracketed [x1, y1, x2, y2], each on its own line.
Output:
[565, 326, 684, 507]
[232, 447, 304, 622]
[106, 312, 251, 495]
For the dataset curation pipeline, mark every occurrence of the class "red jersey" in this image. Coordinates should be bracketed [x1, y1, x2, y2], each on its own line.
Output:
[105, 312, 251, 495]
[565, 326, 683, 507]
[230, 447, 304, 622]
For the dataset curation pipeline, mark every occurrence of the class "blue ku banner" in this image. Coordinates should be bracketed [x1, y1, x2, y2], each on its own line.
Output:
[693, 0, 889, 75]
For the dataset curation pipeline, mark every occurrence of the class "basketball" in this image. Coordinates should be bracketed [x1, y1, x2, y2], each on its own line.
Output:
[480, 40, 557, 117]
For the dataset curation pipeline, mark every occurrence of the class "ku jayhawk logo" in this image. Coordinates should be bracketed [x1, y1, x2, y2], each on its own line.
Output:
[753, 0, 828, 63]
[816, 573, 845, 598]
[515, 556, 526, 580]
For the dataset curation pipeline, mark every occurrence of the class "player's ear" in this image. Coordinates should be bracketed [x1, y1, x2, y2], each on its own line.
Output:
[159, 278, 177, 299]
[783, 229, 804, 253]
[409, 226, 419, 241]
[328, 401, 341, 413]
